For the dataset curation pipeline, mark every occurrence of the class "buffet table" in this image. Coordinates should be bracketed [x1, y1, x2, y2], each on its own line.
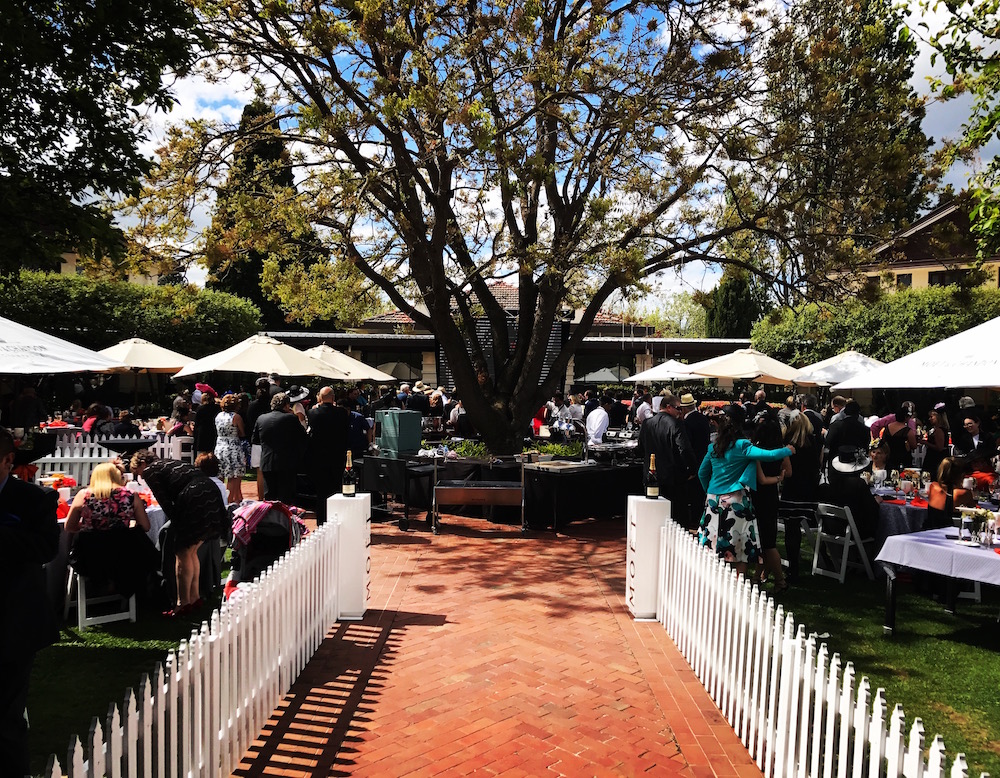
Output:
[523, 461, 642, 532]
[359, 453, 640, 532]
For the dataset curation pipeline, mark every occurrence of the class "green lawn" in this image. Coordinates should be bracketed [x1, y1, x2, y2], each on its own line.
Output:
[28, 604, 213, 775]
[774, 549, 1000, 777]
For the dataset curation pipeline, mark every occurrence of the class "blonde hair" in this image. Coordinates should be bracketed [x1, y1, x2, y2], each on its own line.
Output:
[220, 393, 240, 411]
[88, 462, 125, 499]
[784, 412, 814, 448]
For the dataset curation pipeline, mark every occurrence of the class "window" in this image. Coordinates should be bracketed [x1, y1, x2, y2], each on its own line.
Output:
[896, 273, 912, 288]
[928, 269, 969, 287]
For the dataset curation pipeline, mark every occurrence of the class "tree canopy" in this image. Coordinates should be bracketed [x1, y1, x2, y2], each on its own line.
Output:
[761, 0, 934, 283]
[122, 0, 936, 452]
[923, 0, 1000, 257]
[0, 0, 201, 274]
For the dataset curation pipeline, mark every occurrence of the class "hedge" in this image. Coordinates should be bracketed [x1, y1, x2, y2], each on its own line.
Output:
[0, 271, 260, 357]
[750, 286, 1000, 365]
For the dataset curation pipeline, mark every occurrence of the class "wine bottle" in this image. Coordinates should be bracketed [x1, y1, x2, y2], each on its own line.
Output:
[645, 453, 659, 499]
[342, 450, 357, 496]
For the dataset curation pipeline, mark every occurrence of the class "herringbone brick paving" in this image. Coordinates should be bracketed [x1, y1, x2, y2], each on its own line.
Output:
[233, 511, 762, 777]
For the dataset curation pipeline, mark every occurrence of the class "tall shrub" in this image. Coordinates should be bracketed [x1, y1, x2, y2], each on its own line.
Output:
[0, 271, 260, 357]
[751, 286, 1000, 364]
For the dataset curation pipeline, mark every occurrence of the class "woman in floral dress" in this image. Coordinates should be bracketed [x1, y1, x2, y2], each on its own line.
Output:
[65, 462, 157, 597]
[697, 406, 795, 577]
[214, 393, 247, 504]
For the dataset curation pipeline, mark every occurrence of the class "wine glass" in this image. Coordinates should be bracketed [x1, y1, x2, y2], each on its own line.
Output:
[900, 479, 914, 502]
[920, 471, 932, 493]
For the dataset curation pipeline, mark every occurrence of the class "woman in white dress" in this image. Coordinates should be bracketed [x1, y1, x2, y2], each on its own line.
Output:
[214, 393, 246, 504]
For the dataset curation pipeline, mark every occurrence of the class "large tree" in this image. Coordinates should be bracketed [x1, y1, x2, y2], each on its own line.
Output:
[0, 0, 201, 274]
[702, 269, 769, 338]
[204, 100, 330, 327]
[759, 0, 935, 289]
[923, 0, 1000, 256]
[123, 0, 934, 453]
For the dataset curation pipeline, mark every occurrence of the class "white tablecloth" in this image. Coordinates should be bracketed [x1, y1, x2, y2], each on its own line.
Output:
[876, 527, 1000, 586]
[146, 505, 166, 549]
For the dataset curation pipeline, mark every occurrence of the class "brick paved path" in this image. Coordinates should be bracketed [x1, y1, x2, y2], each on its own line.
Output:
[233, 514, 762, 777]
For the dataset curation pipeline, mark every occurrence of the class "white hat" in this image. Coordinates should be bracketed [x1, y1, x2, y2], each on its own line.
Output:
[831, 446, 871, 474]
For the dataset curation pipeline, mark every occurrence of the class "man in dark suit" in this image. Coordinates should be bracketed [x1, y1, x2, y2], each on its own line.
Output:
[637, 393, 699, 528]
[307, 386, 350, 524]
[252, 392, 308, 506]
[0, 428, 59, 776]
[406, 382, 431, 416]
[680, 393, 711, 526]
[606, 393, 629, 428]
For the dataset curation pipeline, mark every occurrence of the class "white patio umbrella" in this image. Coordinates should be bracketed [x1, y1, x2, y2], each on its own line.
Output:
[833, 316, 1000, 390]
[98, 338, 192, 373]
[304, 344, 396, 382]
[792, 350, 885, 387]
[688, 348, 800, 385]
[173, 334, 348, 380]
[99, 338, 194, 408]
[0, 315, 127, 373]
[577, 367, 628, 383]
[376, 361, 421, 381]
[626, 359, 698, 383]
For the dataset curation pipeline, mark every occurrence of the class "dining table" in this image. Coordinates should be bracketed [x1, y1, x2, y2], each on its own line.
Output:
[876, 527, 1000, 635]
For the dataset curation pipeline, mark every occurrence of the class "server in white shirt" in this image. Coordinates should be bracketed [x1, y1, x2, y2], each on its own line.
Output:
[586, 396, 616, 446]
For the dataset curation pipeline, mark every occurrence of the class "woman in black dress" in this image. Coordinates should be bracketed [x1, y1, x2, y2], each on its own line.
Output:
[782, 412, 822, 582]
[880, 404, 917, 470]
[751, 415, 791, 593]
[130, 450, 228, 615]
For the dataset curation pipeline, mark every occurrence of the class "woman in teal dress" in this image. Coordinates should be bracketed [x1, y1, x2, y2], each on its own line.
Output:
[697, 406, 796, 577]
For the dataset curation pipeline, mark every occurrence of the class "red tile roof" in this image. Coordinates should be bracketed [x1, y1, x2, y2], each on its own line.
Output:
[362, 281, 623, 326]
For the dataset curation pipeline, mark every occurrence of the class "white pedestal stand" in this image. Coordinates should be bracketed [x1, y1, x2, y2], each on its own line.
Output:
[626, 495, 671, 620]
[329, 493, 371, 620]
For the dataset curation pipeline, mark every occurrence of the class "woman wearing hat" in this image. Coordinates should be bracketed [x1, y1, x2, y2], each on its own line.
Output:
[817, 446, 880, 539]
[287, 385, 311, 429]
[697, 406, 795, 576]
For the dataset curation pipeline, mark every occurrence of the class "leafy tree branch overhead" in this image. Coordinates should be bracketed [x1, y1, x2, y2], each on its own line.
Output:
[122, 0, 935, 452]
[923, 0, 1000, 257]
[0, 0, 202, 273]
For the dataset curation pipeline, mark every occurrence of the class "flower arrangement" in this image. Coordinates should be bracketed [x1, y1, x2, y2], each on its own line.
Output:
[41, 472, 77, 489]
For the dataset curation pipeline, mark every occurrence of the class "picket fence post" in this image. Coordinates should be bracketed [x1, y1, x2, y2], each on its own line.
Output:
[653, 521, 991, 778]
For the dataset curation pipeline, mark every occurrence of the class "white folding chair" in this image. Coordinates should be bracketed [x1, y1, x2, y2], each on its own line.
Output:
[812, 503, 875, 583]
[64, 568, 137, 631]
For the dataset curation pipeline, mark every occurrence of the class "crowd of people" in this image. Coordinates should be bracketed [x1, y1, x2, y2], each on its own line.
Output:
[586, 386, 1000, 594]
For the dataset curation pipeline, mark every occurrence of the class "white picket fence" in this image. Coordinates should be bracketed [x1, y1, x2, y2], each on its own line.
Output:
[657, 522, 989, 778]
[35, 434, 194, 486]
[44, 518, 340, 778]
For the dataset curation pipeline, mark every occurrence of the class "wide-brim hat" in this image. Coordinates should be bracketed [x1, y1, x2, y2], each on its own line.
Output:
[413, 380, 429, 392]
[287, 385, 310, 403]
[195, 382, 217, 398]
[678, 393, 697, 408]
[831, 445, 871, 474]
